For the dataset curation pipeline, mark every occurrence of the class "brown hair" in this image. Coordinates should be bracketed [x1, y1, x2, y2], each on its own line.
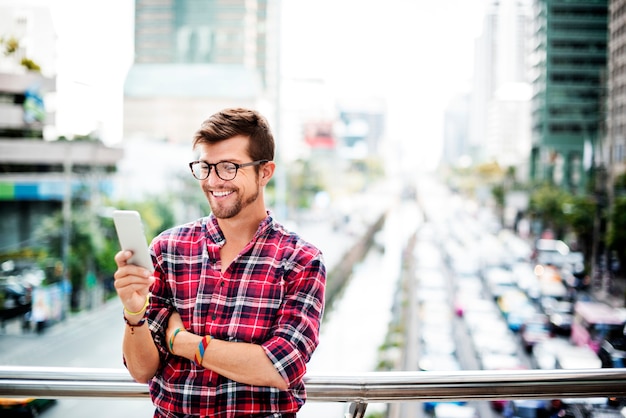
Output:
[192, 108, 275, 162]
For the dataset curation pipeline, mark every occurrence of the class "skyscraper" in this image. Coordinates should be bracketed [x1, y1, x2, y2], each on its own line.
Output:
[468, 0, 533, 171]
[607, 0, 626, 198]
[530, 0, 608, 193]
[124, 0, 274, 143]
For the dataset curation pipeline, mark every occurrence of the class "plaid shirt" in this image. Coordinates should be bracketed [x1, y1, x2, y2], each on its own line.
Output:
[145, 213, 326, 418]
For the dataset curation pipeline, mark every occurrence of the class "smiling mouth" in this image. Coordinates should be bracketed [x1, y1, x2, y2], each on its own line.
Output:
[212, 190, 234, 198]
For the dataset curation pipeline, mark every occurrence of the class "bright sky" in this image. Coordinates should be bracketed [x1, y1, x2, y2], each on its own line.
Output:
[49, 0, 134, 141]
[49, 0, 484, 169]
[281, 0, 484, 170]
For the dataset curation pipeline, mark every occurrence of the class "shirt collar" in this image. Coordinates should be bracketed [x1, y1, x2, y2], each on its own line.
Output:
[205, 211, 274, 245]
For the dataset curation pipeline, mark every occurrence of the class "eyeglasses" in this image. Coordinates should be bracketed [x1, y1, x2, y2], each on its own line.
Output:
[188, 160, 268, 181]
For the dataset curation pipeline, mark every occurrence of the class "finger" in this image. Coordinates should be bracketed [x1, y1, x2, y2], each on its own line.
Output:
[114, 263, 151, 280]
[114, 250, 133, 267]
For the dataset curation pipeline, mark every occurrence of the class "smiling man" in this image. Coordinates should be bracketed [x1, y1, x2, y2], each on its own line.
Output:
[113, 107, 326, 418]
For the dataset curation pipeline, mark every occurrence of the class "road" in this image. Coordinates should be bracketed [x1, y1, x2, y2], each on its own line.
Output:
[0, 296, 156, 417]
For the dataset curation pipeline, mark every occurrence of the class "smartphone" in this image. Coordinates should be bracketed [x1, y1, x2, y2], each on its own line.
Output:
[113, 210, 154, 271]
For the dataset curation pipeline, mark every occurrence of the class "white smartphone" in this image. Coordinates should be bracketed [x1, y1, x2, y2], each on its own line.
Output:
[113, 210, 154, 271]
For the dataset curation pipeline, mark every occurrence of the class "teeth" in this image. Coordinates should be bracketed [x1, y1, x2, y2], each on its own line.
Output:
[213, 190, 232, 197]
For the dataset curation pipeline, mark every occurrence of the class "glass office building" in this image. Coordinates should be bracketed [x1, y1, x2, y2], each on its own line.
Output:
[530, 0, 608, 193]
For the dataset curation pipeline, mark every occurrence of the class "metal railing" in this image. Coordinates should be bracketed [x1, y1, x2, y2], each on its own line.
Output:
[1, 366, 626, 417]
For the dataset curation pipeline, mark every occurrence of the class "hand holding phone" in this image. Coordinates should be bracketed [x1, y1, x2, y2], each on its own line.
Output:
[113, 210, 154, 271]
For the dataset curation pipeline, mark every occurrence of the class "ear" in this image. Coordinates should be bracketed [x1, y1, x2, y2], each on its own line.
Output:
[259, 161, 275, 186]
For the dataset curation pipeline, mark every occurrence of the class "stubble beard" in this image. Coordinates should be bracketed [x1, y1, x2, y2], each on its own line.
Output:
[206, 182, 261, 219]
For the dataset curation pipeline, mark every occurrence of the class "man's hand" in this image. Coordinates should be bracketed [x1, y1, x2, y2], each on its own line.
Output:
[113, 250, 155, 313]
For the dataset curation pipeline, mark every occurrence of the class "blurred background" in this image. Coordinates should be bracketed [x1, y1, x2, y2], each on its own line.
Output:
[1, 1, 626, 418]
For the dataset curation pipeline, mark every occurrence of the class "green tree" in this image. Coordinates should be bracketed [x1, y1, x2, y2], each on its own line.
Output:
[491, 183, 506, 225]
[563, 194, 596, 263]
[528, 183, 572, 238]
[607, 196, 626, 276]
[36, 208, 110, 309]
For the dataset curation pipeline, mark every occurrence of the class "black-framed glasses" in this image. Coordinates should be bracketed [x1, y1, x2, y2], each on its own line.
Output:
[188, 160, 269, 181]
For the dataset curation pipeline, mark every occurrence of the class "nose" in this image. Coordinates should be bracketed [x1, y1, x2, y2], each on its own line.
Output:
[205, 166, 224, 186]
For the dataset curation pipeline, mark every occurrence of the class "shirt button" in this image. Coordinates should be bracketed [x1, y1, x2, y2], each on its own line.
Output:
[220, 281, 224, 287]
[212, 314, 217, 320]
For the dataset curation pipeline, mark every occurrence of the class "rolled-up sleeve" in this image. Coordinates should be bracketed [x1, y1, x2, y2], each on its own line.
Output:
[147, 244, 174, 361]
[262, 254, 326, 386]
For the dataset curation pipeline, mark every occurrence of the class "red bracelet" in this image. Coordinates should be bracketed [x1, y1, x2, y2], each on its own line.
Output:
[194, 335, 212, 366]
[123, 314, 146, 335]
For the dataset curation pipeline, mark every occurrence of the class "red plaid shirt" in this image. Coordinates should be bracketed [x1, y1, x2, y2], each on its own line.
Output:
[145, 213, 325, 417]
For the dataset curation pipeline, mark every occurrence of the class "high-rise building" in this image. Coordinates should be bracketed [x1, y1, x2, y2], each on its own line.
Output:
[607, 0, 626, 199]
[0, 2, 123, 254]
[124, 0, 275, 143]
[468, 0, 533, 172]
[134, 0, 269, 79]
[530, 0, 609, 193]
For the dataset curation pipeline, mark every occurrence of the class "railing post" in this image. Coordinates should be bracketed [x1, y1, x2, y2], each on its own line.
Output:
[346, 401, 368, 418]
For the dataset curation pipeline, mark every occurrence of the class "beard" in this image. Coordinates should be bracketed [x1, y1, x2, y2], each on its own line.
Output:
[205, 182, 260, 219]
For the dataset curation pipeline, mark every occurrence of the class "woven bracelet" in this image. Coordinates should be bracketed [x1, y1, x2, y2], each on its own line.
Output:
[123, 315, 146, 335]
[194, 335, 212, 366]
[169, 327, 185, 354]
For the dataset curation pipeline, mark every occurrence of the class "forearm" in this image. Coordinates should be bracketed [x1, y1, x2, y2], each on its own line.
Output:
[171, 331, 287, 390]
[122, 314, 160, 383]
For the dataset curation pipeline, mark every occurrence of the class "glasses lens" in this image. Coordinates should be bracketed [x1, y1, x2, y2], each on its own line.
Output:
[191, 162, 210, 179]
[216, 162, 238, 180]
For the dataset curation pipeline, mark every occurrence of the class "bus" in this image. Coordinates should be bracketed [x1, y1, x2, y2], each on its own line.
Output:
[570, 301, 626, 353]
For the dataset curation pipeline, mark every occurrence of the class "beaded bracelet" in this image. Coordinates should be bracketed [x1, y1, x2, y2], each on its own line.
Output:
[123, 294, 150, 316]
[194, 335, 212, 366]
[123, 315, 146, 335]
[168, 327, 185, 354]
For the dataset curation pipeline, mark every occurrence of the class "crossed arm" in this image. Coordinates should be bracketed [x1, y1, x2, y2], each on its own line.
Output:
[114, 250, 287, 388]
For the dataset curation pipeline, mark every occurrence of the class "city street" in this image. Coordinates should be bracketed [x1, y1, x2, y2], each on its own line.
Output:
[0, 192, 400, 418]
[0, 295, 156, 417]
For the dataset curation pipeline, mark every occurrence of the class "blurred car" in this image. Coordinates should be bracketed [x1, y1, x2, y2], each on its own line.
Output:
[433, 403, 477, 418]
[505, 399, 550, 418]
[506, 303, 540, 332]
[598, 338, 626, 368]
[413, 241, 445, 269]
[472, 330, 519, 356]
[418, 353, 461, 371]
[520, 314, 553, 353]
[466, 313, 510, 337]
[556, 345, 602, 369]
[463, 299, 501, 328]
[510, 262, 541, 300]
[450, 252, 482, 277]
[453, 276, 484, 317]
[417, 287, 449, 304]
[540, 297, 573, 336]
[533, 338, 573, 369]
[0, 276, 33, 325]
[533, 337, 601, 370]
[0, 397, 56, 417]
[480, 353, 524, 370]
[483, 266, 517, 300]
[420, 302, 454, 326]
[455, 275, 483, 294]
[415, 268, 448, 289]
[453, 292, 484, 317]
[421, 329, 457, 356]
[497, 289, 530, 318]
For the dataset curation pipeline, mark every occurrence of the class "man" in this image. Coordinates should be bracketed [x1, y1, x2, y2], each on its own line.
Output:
[114, 107, 326, 417]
